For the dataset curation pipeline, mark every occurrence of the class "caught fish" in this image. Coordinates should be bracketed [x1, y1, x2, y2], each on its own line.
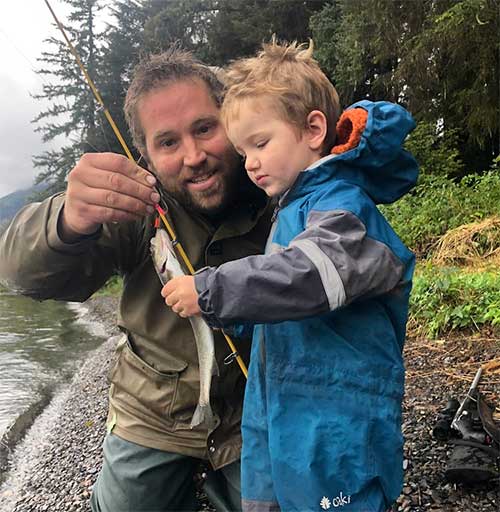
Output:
[150, 228, 218, 429]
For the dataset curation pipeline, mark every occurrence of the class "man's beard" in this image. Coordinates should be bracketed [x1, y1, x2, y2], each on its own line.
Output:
[149, 156, 243, 219]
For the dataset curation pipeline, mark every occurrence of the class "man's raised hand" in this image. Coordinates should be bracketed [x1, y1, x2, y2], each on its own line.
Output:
[60, 153, 160, 240]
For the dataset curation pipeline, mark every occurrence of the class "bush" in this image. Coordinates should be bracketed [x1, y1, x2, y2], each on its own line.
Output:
[404, 121, 465, 179]
[409, 264, 500, 338]
[381, 121, 500, 256]
[382, 170, 500, 257]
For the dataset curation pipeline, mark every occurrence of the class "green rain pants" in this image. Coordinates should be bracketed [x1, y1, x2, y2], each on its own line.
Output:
[90, 433, 241, 512]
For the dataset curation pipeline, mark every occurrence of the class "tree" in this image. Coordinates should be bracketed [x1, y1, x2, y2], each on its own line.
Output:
[205, 0, 327, 65]
[98, 0, 151, 159]
[398, 0, 499, 171]
[310, 0, 499, 173]
[141, 0, 214, 57]
[32, 0, 105, 196]
[311, 0, 431, 107]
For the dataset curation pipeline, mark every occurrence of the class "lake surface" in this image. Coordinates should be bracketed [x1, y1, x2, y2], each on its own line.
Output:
[0, 288, 106, 437]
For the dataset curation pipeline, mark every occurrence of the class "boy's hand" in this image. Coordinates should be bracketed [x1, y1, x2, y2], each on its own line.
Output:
[162, 276, 201, 317]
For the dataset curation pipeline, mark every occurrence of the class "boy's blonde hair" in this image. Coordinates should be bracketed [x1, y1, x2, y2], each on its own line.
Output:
[221, 38, 340, 154]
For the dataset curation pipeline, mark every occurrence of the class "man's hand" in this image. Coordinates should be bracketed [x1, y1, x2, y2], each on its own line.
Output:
[60, 153, 160, 241]
[162, 276, 201, 317]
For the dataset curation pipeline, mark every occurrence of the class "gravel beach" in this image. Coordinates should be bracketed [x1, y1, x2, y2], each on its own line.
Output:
[0, 296, 498, 512]
[0, 296, 120, 512]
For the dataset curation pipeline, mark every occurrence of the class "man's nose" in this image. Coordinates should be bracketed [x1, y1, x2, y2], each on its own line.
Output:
[183, 138, 207, 167]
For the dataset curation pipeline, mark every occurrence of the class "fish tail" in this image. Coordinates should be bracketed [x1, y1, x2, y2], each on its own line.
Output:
[190, 403, 215, 429]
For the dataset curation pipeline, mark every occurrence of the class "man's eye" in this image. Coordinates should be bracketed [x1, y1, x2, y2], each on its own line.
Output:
[161, 139, 177, 148]
[197, 124, 214, 136]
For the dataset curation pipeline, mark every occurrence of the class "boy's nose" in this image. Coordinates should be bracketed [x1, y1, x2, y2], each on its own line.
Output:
[245, 156, 259, 173]
[183, 138, 207, 167]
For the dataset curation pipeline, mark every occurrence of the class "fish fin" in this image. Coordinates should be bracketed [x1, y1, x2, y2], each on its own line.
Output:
[190, 403, 215, 429]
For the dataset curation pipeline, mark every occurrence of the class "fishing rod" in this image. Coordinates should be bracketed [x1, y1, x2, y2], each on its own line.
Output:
[43, 0, 248, 378]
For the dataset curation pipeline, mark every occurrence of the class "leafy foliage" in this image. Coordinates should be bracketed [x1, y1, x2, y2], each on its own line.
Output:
[142, 0, 212, 57]
[410, 264, 500, 338]
[205, 0, 324, 65]
[382, 170, 500, 257]
[397, 0, 499, 169]
[404, 121, 465, 179]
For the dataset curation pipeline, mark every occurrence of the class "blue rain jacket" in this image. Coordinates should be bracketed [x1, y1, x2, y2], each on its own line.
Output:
[196, 101, 419, 511]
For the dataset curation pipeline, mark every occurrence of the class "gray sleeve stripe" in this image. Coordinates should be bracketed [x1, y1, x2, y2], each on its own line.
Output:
[290, 238, 346, 310]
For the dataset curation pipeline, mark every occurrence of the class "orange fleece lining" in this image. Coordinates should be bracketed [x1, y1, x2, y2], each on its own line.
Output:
[331, 108, 368, 155]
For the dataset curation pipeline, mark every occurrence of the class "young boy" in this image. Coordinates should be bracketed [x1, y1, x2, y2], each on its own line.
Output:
[163, 39, 419, 512]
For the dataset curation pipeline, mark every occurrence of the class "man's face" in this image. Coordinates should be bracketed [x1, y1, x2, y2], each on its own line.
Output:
[139, 79, 241, 217]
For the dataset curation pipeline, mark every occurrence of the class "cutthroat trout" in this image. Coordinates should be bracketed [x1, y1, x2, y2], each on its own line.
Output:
[150, 228, 218, 429]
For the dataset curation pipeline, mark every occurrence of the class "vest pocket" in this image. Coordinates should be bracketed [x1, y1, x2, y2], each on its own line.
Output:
[108, 335, 187, 426]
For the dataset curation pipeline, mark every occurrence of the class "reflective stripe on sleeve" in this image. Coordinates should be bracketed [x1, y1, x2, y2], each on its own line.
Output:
[290, 238, 346, 310]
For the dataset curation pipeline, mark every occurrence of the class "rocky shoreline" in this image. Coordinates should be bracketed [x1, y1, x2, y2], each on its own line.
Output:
[0, 296, 119, 512]
[0, 296, 498, 511]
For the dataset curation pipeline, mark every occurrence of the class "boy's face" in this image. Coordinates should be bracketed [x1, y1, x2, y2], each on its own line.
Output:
[227, 99, 320, 197]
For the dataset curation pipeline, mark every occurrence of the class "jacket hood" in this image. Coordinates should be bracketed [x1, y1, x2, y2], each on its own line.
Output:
[291, 100, 419, 205]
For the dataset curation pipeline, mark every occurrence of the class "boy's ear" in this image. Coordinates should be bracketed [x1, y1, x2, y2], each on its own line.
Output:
[305, 110, 328, 151]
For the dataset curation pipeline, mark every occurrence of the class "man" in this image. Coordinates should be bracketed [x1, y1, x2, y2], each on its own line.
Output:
[0, 48, 271, 511]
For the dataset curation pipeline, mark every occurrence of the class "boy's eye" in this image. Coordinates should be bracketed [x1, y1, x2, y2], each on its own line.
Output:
[256, 140, 268, 149]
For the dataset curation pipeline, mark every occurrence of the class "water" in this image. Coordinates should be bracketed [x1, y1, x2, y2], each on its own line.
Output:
[0, 288, 106, 437]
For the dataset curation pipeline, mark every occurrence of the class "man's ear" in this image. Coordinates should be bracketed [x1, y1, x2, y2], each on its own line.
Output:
[305, 110, 327, 151]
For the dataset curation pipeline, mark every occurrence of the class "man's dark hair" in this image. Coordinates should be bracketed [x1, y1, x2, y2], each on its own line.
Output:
[124, 46, 224, 155]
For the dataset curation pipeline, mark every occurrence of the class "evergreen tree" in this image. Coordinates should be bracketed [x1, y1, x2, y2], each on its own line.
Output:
[32, 0, 105, 196]
[141, 0, 214, 57]
[205, 0, 327, 65]
[311, 0, 430, 107]
[98, 0, 151, 159]
[397, 0, 499, 171]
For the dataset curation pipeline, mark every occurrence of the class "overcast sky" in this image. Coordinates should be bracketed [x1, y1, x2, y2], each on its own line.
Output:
[0, 1, 73, 198]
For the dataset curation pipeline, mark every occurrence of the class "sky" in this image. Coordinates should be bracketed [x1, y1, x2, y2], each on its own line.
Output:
[0, 1, 73, 199]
